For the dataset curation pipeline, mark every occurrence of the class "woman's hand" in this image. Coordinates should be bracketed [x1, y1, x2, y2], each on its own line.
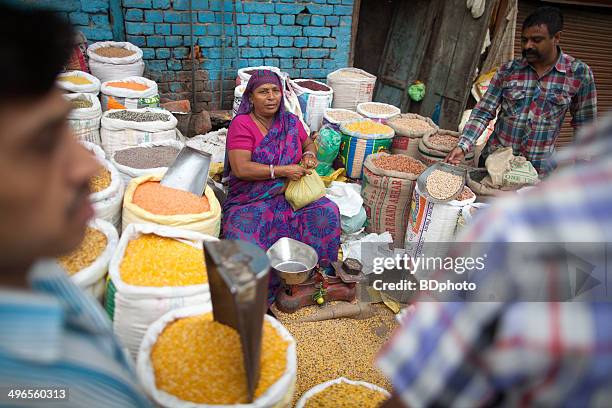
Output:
[301, 155, 319, 170]
[277, 165, 310, 181]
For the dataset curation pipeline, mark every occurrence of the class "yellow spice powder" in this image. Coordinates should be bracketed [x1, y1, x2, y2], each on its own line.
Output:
[151, 313, 288, 404]
[120, 234, 207, 286]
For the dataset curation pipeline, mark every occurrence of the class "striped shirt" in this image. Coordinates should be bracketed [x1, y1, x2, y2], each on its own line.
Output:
[458, 49, 597, 176]
[378, 116, 612, 407]
[0, 261, 151, 407]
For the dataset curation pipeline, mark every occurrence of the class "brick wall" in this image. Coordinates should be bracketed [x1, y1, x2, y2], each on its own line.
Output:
[29, 0, 355, 111]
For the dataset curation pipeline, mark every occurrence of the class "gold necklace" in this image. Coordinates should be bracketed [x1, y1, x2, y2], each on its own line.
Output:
[253, 113, 271, 132]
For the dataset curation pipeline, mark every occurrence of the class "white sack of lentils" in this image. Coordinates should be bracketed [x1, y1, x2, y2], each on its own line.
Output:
[101, 108, 178, 157]
[404, 184, 475, 261]
[110, 140, 184, 186]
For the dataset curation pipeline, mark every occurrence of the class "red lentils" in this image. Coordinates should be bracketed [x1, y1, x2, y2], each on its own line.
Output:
[132, 181, 210, 215]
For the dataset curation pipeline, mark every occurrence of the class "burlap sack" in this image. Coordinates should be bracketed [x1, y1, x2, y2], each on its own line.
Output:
[361, 153, 424, 248]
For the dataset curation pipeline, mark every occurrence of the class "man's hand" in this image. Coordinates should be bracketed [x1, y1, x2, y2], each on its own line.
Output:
[445, 147, 465, 165]
[278, 165, 310, 181]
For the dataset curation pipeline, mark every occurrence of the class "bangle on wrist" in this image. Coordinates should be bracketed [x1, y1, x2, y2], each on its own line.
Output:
[270, 164, 275, 179]
[302, 151, 316, 158]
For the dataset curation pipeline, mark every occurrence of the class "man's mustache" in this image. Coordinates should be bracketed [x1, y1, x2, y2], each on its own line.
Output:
[522, 49, 540, 58]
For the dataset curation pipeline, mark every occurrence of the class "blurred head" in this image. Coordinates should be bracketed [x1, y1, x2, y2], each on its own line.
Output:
[240, 70, 283, 119]
[0, 5, 99, 271]
[521, 6, 563, 64]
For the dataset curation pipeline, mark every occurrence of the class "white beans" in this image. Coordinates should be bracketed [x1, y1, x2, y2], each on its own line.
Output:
[426, 170, 463, 200]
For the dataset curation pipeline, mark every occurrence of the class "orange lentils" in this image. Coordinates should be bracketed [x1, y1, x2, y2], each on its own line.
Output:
[106, 81, 149, 91]
[151, 313, 288, 404]
[132, 181, 210, 215]
[120, 234, 207, 286]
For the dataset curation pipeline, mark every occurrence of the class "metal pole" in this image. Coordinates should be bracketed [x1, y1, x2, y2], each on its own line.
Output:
[220, 0, 227, 109]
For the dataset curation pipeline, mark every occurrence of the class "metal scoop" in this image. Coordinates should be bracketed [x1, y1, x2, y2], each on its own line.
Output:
[203, 240, 270, 403]
[417, 162, 467, 204]
[160, 146, 211, 196]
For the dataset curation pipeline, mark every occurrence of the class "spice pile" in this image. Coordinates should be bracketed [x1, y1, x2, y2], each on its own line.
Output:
[71, 97, 93, 109]
[372, 154, 426, 175]
[303, 382, 388, 408]
[94, 46, 136, 58]
[106, 81, 149, 91]
[297, 80, 330, 92]
[325, 110, 362, 123]
[457, 186, 475, 201]
[120, 234, 207, 286]
[90, 168, 111, 193]
[426, 169, 464, 200]
[359, 103, 398, 115]
[132, 181, 210, 215]
[274, 303, 396, 403]
[387, 116, 433, 133]
[59, 75, 92, 86]
[106, 110, 170, 122]
[151, 313, 288, 404]
[344, 120, 393, 136]
[58, 227, 107, 275]
[430, 133, 459, 150]
[114, 146, 179, 169]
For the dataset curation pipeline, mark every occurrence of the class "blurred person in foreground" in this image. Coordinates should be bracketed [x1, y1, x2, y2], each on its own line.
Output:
[446, 6, 597, 176]
[0, 5, 150, 407]
[379, 116, 612, 407]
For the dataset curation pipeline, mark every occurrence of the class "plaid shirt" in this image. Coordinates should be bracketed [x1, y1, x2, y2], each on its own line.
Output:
[378, 116, 612, 407]
[459, 49, 597, 175]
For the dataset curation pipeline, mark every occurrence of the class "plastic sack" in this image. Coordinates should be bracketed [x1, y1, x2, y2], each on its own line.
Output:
[295, 377, 390, 408]
[327, 68, 377, 111]
[232, 85, 246, 117]
[320, 168, 347, 187]
[110, 140, 184, 186]
[105, 224, 216, 359]
[122, 174, 222, 238]
[87, 41, 145, 83]
[91, 158, 125, 230]
[100, 76, 159, 111]
[315, 126, 342, 176]
[100, 108, 178, 157]
[67, 218, 118, 301]
[237, 66, 283, 86]
[356, 102, 400, 123]
[137, 303, 297, 408]
[340, 118, 395, 140]
[322, 108, 362, 132]
[325, 181, 363, 218]
[456, 202, 490, 233]
[64, 93, 102, 145]
[57, 70, 100, 95]
[186, 128, 227, 163]
[504, 157, 539, 187]
[341, 206, 367, 235]
[285, 171, 326, 211]
[80, 140, 106, 160]
[291, 79, 334, 131]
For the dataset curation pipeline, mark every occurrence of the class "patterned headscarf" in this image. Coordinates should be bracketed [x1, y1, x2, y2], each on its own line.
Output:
[235, 69, 286, 119]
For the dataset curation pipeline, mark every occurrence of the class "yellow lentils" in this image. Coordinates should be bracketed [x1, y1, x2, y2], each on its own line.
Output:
[344, 119, 393, 136]
[58, 75, 92, 85]
[303, 382, 388, 408]
[120, 234, 207, 286]
[58, 227, 107, 275]
[151, 313, 288, 404]
[89, 168, 111, 193]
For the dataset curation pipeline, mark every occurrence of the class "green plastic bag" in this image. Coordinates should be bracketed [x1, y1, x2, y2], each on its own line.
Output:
[315, 125, 342, 177]
[408, 81, 426, 102]
[285, 171, 326, 211]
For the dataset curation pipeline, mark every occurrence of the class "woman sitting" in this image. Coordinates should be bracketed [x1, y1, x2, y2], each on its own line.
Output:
[223, 70, 341, 272]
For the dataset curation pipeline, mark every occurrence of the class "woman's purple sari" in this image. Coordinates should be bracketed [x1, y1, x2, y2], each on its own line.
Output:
[222, 72, 340, 301]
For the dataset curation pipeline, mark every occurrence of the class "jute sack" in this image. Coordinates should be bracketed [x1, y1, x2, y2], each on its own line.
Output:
[137, 303, 297, 408]
[327, 68, 376, 111]
[87, 41, 145, 83]
[66, 218, 118, 301]
[296, 378, 390, 408]
[418, 135, 475, 166]
[122, 174, 221, 238]
[466, 168, 516, 201]
[405, 184, 476, 258]
[387, 113, 437, 159]
[105, 223, 217, 359]
[361, 153, 424, 248]
[64, 93, 102, 144]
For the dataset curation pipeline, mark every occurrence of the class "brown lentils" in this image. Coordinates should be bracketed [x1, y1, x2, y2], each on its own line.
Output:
[372, 155, 426, 175]
[113, 146, 180, 169]
[93, 46, 136, 58]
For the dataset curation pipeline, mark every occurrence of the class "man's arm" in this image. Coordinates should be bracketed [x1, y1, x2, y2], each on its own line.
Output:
[457, 68, 505, 154]
[570, 65, 597, 135]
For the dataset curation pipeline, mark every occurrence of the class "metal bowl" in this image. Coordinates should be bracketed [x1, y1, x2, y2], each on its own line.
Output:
[266, 238, 318, 285]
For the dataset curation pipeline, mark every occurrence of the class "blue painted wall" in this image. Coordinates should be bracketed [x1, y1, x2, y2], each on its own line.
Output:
[20, 0, 355, 110]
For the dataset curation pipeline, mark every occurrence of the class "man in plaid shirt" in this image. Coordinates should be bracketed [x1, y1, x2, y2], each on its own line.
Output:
[379, 115, 612, 407]
[446, 7, 597, 176]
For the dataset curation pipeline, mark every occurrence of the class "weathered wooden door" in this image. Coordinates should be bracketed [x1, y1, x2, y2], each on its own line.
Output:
[375, 0, 498, 129]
